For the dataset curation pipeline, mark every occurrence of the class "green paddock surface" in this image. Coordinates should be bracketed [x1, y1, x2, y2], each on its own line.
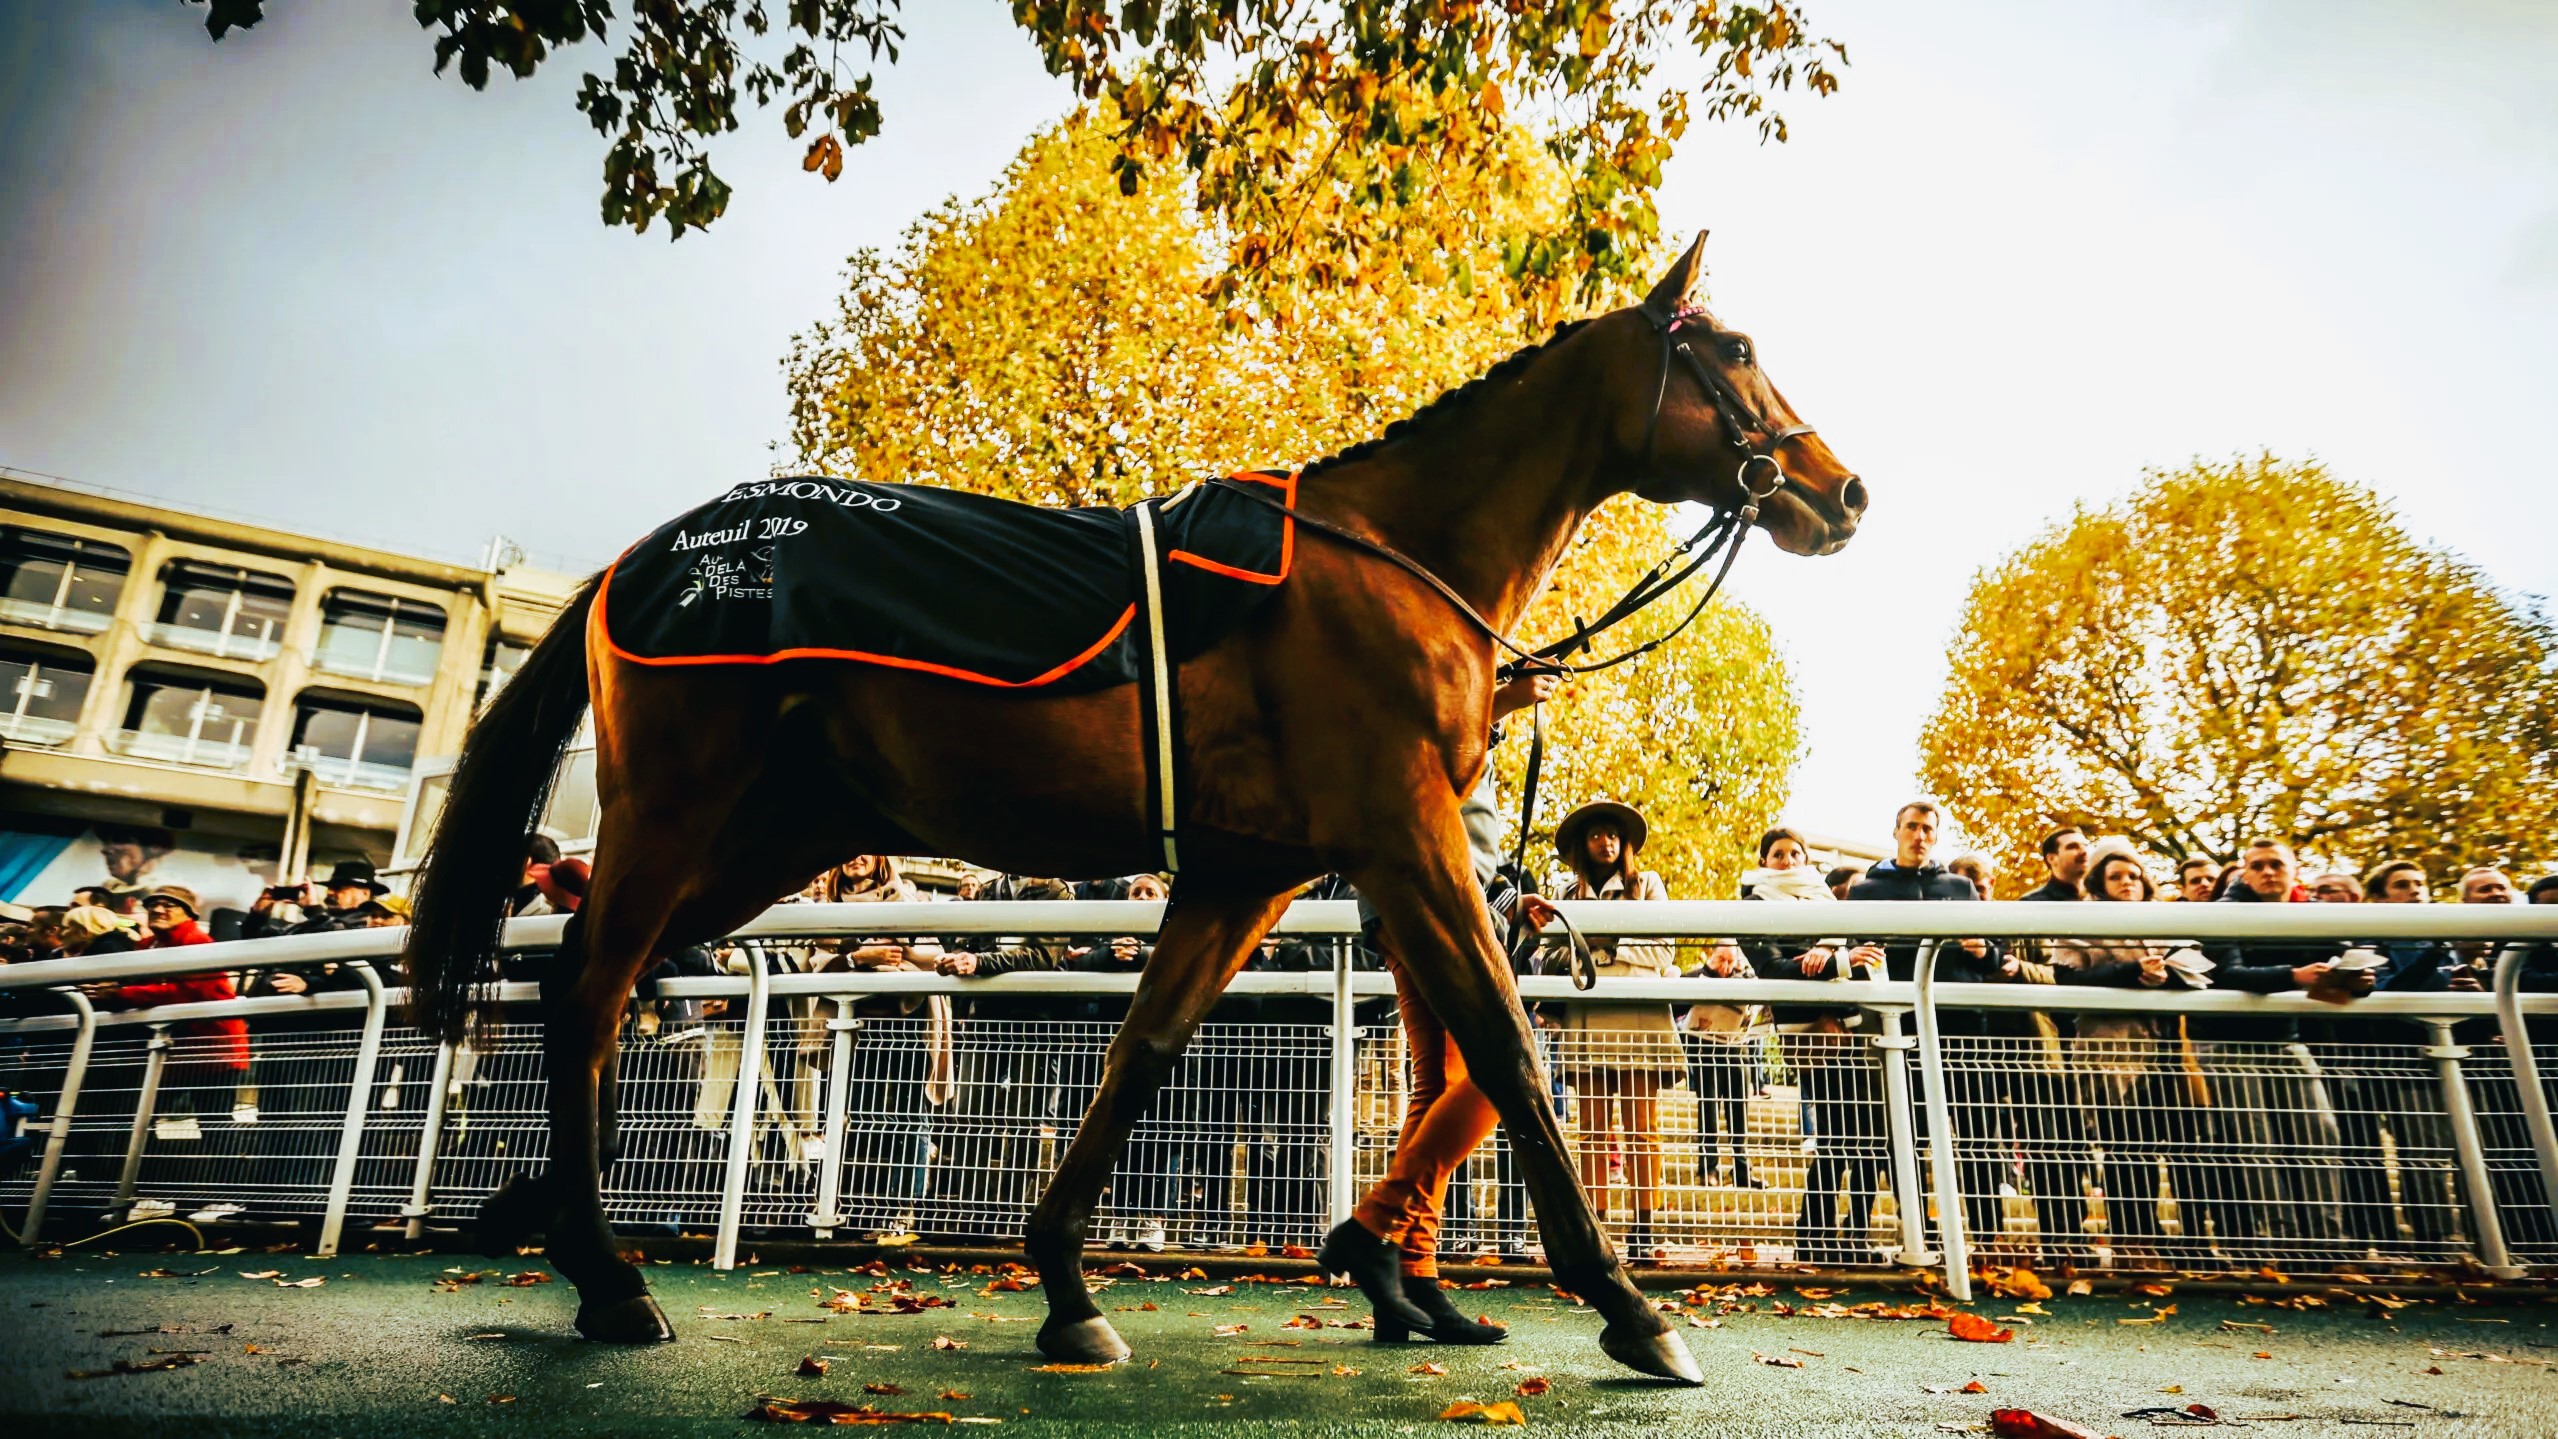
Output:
[6, 1251, 2557, 1437]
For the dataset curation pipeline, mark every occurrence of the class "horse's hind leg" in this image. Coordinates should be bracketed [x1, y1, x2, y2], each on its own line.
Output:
[1026, 887, 1292, 1364]
[1353, 816, 1702, 1386]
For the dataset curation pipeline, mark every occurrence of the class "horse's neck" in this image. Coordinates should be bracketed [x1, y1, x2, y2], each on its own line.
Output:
[1299, 378, 1616, 636]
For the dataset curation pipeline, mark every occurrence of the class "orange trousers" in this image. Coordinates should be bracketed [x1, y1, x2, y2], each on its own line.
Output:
[1349, 954, 1502, 1278]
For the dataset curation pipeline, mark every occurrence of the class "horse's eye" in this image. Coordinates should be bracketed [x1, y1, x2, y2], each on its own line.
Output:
[1723, 341, 1753, 366]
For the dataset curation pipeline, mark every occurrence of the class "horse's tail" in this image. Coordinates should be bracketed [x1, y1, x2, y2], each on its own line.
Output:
[402, 572, 602, 1042]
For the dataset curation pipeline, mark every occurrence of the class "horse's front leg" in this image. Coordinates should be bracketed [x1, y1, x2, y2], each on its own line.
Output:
[1025, 887, 1292, 1364]
[1354, 821, 1703, 1386]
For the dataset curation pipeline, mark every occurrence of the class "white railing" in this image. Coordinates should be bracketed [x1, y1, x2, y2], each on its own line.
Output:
[0, 596, 112, 634]
[2, 901, 2552, 1297]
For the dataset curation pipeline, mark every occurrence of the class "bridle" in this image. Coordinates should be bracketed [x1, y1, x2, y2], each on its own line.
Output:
[1204, 297, 1820, 683]
[1201, 299, 1830, 987]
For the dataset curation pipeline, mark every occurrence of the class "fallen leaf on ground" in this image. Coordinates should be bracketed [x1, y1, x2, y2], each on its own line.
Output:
[275, 1277, 324, 1288]
[1439, 1400, 1526, 1425]
[1281, 1245, 1313, 1259]
[930, 1335, 967, 1351]
[1752, 1351, 1806, 1368]
[1989, 1408, 2109, 1439]
[864, 1383, 905, 1396]
[2118, 1305, 2177, 1326]
[1028, 1363, 1115, 1374]
[2065, 1279, 2092, 1297]
[67, 1353, 203, 1380]
[2133, 1282, 2175, 1297]
[1984, 1269, 2051, 1301]
[746, 1397, 962, 1424]
[2013, 1302, 2050, 1317]
[1333, 1365, 1361, 1377]
[799, 1357, 830, 1377]
[1515, 1377, 1551, 1396]
[238, 1270, 282, 1281]
[937, 1390, 970, 1401]
[1961, 1380, 1988, 1394]
[1947, 1313, 2015, 1344]
[503, 1271, 551, 1287]
[1410, 1362, 1449, 1376]
[1213, 1324, 1249, 1337]
[1282, 1315, 1322, 1330]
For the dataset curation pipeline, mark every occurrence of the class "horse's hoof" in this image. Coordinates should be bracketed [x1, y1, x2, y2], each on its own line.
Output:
[576, 1294, 676, 1344]
[475, 1174, 549, 1257]
[1599, 1324, 1705, 1386]
[1036, 1314, 1132, 1366]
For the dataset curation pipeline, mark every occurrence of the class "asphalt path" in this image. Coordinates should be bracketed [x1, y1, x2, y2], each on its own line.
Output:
[7, 1251, 2555, 1437]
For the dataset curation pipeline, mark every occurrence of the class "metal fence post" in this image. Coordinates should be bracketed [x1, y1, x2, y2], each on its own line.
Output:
[1871, 1010, 1933, 1267]
[2424, 1020, 2517, 1277]
[1909, 941, 1973, 1301]
[808, 1015, 857, 1237]
[1327, 937, 1358, 1227]
[713, 959, 773, 1270]
[2491, 946, 2558, 1219]
[22, 987, 99, 1245]
[113, 1026, 173, 1210]
[316, 962, 390, 1259]
[401, 1038, 458, 1241]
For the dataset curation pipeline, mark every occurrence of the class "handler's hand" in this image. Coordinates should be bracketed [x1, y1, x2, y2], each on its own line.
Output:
[1492, 667, 1562, 720]
[1518, 894, 1560, 930]
[937, 953, 979, 977]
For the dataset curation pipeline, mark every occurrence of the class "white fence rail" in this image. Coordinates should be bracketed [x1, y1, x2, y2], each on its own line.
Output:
[3, 901, 2553, 1304]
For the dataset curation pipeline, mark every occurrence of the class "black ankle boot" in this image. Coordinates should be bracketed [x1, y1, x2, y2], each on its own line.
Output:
[1318, 1220, 1432, 1332]
[1376, 1273, 1507, 1344]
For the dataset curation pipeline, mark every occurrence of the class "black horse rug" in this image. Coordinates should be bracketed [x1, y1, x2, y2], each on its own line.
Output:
[599, 471, 1295, 691]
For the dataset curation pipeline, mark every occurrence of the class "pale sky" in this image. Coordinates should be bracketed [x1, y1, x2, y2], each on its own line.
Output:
[5, 1, 2552, 854]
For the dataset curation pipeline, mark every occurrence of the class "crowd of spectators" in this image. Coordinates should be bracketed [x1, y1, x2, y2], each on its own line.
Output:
[2, 809, 2552, 1271]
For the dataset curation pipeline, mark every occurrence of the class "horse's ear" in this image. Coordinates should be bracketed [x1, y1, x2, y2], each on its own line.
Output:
[1641, 231, 1710, 313]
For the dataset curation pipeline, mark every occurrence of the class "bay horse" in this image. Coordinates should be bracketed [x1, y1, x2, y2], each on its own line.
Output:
[400, 233, 1865, 1383]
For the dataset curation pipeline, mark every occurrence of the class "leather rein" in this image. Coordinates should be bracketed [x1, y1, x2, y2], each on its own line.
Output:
[1202, 299, 1820, 990]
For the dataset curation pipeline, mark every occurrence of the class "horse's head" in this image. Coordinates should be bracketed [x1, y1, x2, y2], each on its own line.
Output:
[1609, 233, 1864, 557]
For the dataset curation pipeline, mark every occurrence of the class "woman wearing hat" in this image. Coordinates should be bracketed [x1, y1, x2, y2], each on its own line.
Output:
[100, 887, 249, 1220]
[1551, 799, 1684, 1266]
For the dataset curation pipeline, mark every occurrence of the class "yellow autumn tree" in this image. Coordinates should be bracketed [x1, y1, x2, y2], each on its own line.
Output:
[782, 111, 1802, 897]
[1920, 455, 2558, 891]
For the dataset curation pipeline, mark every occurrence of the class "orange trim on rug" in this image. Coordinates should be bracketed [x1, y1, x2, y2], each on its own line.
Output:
[1166, 469, 1296, 584]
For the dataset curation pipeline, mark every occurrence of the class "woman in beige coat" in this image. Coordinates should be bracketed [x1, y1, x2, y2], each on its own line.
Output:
[1553, 800, 1685, 1264]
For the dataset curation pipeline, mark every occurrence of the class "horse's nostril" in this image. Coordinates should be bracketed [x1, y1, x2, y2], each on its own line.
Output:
[1840, 476, 1868, 515]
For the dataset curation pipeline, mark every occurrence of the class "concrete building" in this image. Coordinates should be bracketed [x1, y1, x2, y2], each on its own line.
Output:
[0, 470, 581, 914]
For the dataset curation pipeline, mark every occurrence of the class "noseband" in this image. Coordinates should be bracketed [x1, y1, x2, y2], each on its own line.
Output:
[1636, 299, 1818, 507]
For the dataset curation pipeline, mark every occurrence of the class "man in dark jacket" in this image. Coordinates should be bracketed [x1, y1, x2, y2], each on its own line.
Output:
[2189, 839, 2366, 1252]
[2020, 827, 2089, 904]
[1842, 801, 2016, 1254]
[2007, 825, 2096, 1262]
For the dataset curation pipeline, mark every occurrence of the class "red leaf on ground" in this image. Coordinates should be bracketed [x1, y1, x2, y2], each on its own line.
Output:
[1947, 1312, 2014, 1344]
[1990, 1409, 2107, 1439]
[1514, 1376, 1552, 1396]
[797, 1356, 829, 1377]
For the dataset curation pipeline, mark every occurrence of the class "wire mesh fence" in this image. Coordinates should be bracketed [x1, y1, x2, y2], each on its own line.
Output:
[4, 899, 2554, 1288]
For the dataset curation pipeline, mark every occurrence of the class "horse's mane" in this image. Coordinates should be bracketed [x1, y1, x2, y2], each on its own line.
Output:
[1299, 318, 1595, 479]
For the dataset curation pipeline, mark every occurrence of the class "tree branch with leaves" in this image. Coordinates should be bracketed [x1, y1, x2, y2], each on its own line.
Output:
[191, 0, 1841, 304]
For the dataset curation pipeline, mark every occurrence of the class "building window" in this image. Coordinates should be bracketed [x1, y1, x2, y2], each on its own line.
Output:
[116, 669, 263, 770]
[0, 645, 95, 746]
[149, 560, 295, 662]
[476, 635, 531, 711]
[313, 590, 446, 685]
[286, 694, 422, 793]
[0, 529, 130, 634]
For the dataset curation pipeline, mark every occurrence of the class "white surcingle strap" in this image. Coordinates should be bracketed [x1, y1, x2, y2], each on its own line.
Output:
[1132, 501, 1181, 873]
